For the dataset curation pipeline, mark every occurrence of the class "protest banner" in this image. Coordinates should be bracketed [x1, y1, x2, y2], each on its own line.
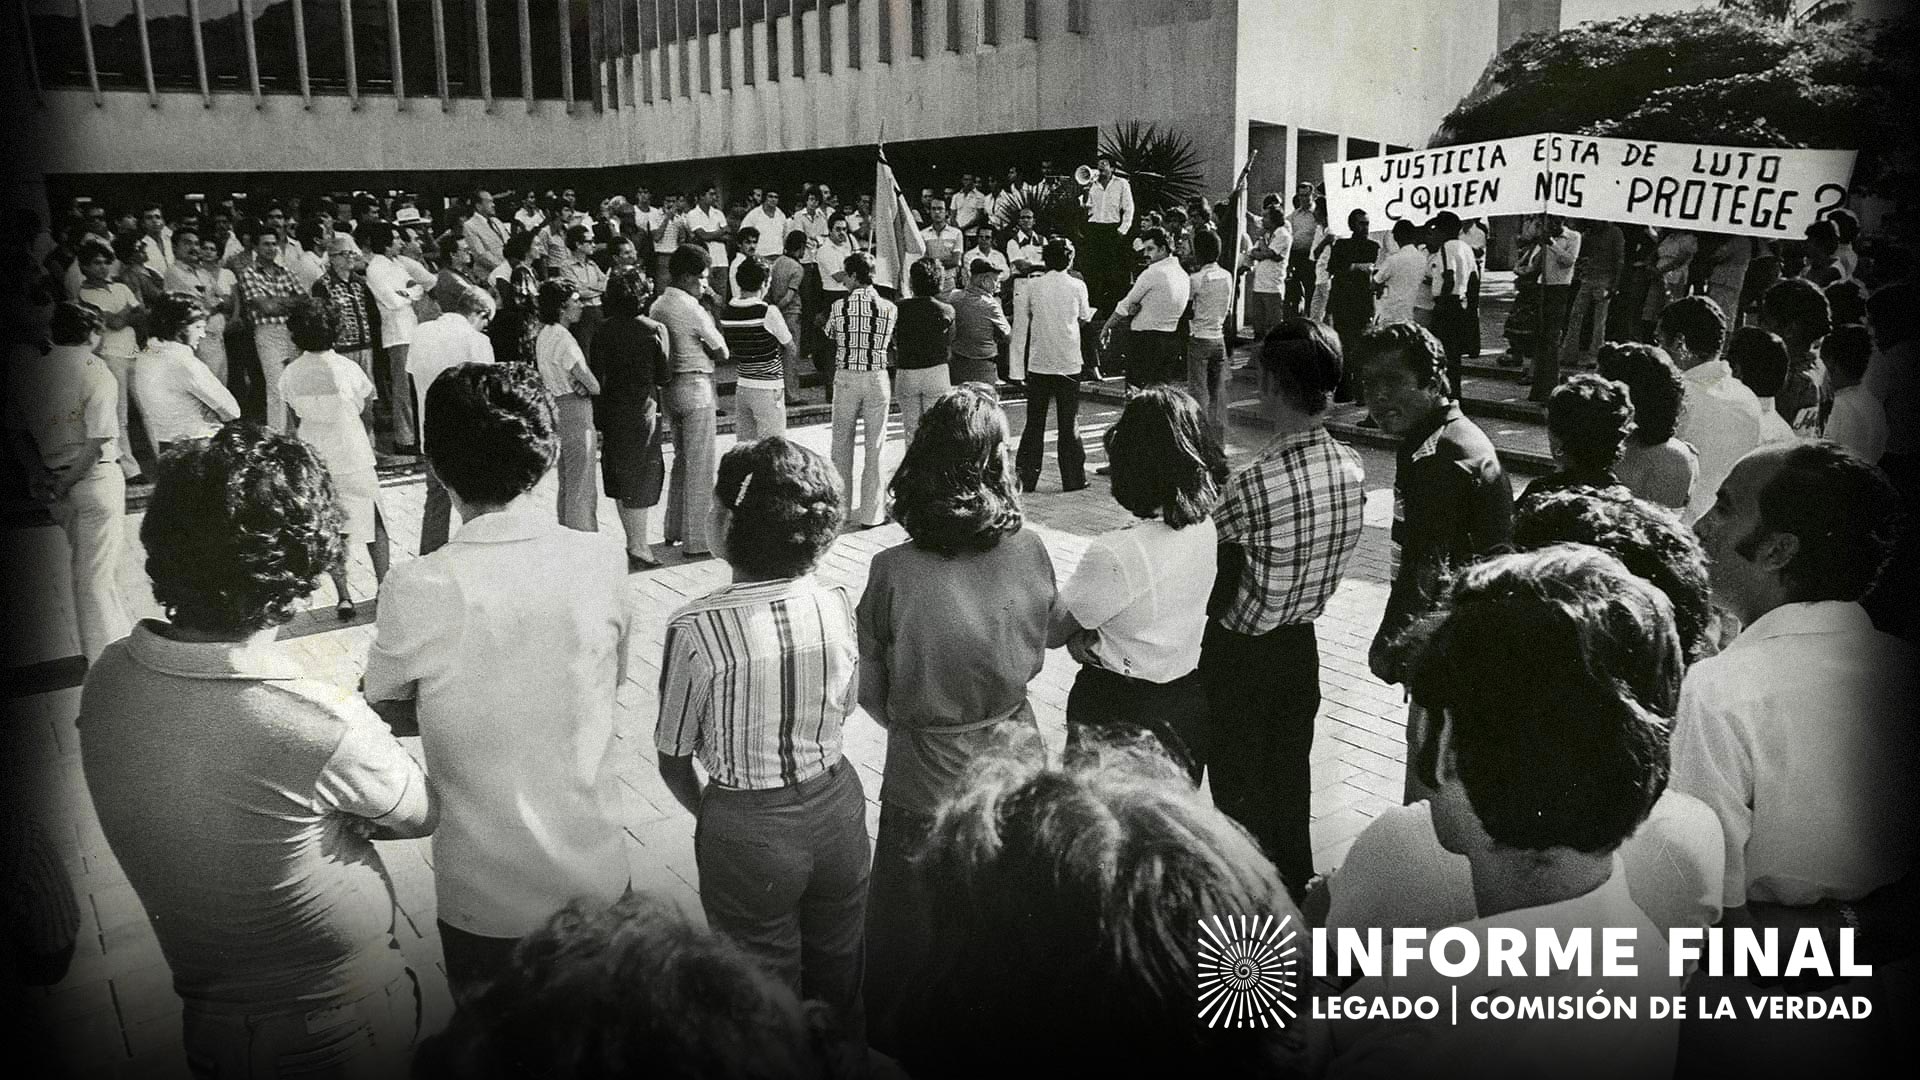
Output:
[1324, 133, 1856, 239]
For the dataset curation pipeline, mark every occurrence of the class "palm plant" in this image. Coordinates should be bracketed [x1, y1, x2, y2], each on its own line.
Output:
[990, 181, 1087, 237]
[1097, 121, 1207, 215]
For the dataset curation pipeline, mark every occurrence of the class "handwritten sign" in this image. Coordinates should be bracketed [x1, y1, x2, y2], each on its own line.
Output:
[1324, 134, 1855, 239]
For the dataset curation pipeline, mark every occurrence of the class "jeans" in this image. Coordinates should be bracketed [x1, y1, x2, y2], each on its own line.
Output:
[894, 366, 951, 445]
[863, 803, 935, 1057]
[1185, 336, 1230, 448]
[1064, 665, 1208, 783]
[1014, 372, 1085, 490]
[1559, 277, 1612, 370]
[554, 392, 599, 533]
[664, 373, 718, 554]
[733, 384, 787, 443]
[252, 323, 298, 434]
[831, 368, 891, 527]
[697, 758, 870, 1043]
[1199, 620, 1321, 899]
[1248, 290, 1286, 337]
[181, 970, 418, 1080]
[51, 464, 132, 663]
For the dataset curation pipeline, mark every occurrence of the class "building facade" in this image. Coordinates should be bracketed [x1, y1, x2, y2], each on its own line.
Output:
[11, 1, 1530, 213]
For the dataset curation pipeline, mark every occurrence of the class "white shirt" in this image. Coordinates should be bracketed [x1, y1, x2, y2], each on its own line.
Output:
[739, 206, 791, 259]
[77, 280, 141, 359]
[534, 322, 597, 398]
[1671, 601, 1918, 907]
[139, 230, 173, 273]
[1083, 176, 1135, 233]
[364, 254, 422, 346]
[407, 314, 497, 438]
[1187, 265, 1232, 341]
[1677, 360, 1768, 524]
[7, 343, 121, 472]
[1824, 383, 1886, 463]
[1333, 861, 1679, 1080]
[364, 497, 632, 937]
[1327, 794, 1724, 939]
[1249, 226, 1291, 294]
[1431, 238, 1476, 300]
[1117, 256, 1191, 333]
[1060, 518, 1217, 683]
[1012, 270, 1092, 377]
[815, 236, 855, 294]
[280, 350, 378, 476]
[682, 204, 731, 266]
[948, 188, 992, 229]
[1753, 397, 1797, 445]
[1373, 244, 1429, 325]
[132, 340, 241, 446]
[1004, 231, 1045, 279]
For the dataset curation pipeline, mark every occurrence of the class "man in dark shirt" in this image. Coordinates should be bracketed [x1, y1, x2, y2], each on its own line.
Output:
[1356, 322, 1514, 802]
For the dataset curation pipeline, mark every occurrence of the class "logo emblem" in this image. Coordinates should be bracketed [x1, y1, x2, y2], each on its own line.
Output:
[1197, 914, 1300, 1028]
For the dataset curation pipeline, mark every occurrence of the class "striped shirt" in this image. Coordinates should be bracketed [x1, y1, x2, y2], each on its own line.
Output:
[656, 577, 860, 790]
[825, 286, 898, 373]
[718, 299, 792, 387]
[1213, 426, 1367, 635]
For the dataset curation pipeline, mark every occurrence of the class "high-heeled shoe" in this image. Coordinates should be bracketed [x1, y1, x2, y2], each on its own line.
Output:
[336, 597, 357, 621]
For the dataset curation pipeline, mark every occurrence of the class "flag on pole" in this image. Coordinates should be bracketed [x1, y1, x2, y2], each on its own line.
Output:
[873, 144, 927, 295]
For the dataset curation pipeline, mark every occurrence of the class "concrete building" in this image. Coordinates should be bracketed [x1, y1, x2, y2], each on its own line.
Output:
[9, 1, 1605, 215]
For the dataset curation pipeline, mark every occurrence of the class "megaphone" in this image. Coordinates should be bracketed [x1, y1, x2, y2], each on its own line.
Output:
[1074, 165, 1098, 186]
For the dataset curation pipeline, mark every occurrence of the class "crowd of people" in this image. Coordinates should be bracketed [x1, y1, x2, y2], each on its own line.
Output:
[5, 165, 1917, 1078]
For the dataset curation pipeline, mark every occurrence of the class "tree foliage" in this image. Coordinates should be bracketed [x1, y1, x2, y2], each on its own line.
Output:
[1436, 8, 1914, 197]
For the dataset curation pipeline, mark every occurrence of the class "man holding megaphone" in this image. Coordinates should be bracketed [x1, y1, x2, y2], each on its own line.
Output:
[1080, 155, 1136, 317]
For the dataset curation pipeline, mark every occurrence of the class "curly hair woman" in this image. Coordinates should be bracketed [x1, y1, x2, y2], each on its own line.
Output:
[589, 266, 672, 568]
[79, 420, 435, 1079]
[1597, 341, 1698, 512]
[1518, 371, 1636, 506]
[855, 383, 1056, 1054]
[653, 437, 867, 1044]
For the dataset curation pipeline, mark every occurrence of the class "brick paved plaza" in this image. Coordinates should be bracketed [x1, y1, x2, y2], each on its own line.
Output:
[8, 371, 1534, 1078]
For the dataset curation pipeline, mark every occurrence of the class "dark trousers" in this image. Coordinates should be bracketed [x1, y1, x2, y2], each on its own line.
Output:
[420, 468, 453, 556]
[438, 921, 519, 1006]
[1125, 329, 1183, 389]
[1084, 222, 1127, 314]
[1015, 372, 1085, 489]
[696, 757, 870, 1043]
[1285, 258, 1316, 318]
[1433, 295, 1473, 399]
[1532, 283, 1573, 401]
[1199, 620, 1321, 899]
[1064, 664, 1208, 783]
[863, 803, 936, 1057]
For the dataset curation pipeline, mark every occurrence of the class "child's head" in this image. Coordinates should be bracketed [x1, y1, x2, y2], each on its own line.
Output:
[710, 438, 843, 578]
[1725, 326, 1791, 399]
[888, 384, 1021, 557]
[1821, 323, 1874, 391]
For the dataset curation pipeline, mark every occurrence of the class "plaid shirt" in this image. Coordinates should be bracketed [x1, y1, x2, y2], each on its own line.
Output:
[311, 273, 374, 353]
[1213, 426, 1366, 635]
[825, 286, 897, 372]
[235, 258, 302, 329]
[656, 577, 859, 790]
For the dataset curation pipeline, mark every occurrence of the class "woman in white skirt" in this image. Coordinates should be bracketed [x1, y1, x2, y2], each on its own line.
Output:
[534, 280, 603, 532]
[281, 298, 391, 617]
